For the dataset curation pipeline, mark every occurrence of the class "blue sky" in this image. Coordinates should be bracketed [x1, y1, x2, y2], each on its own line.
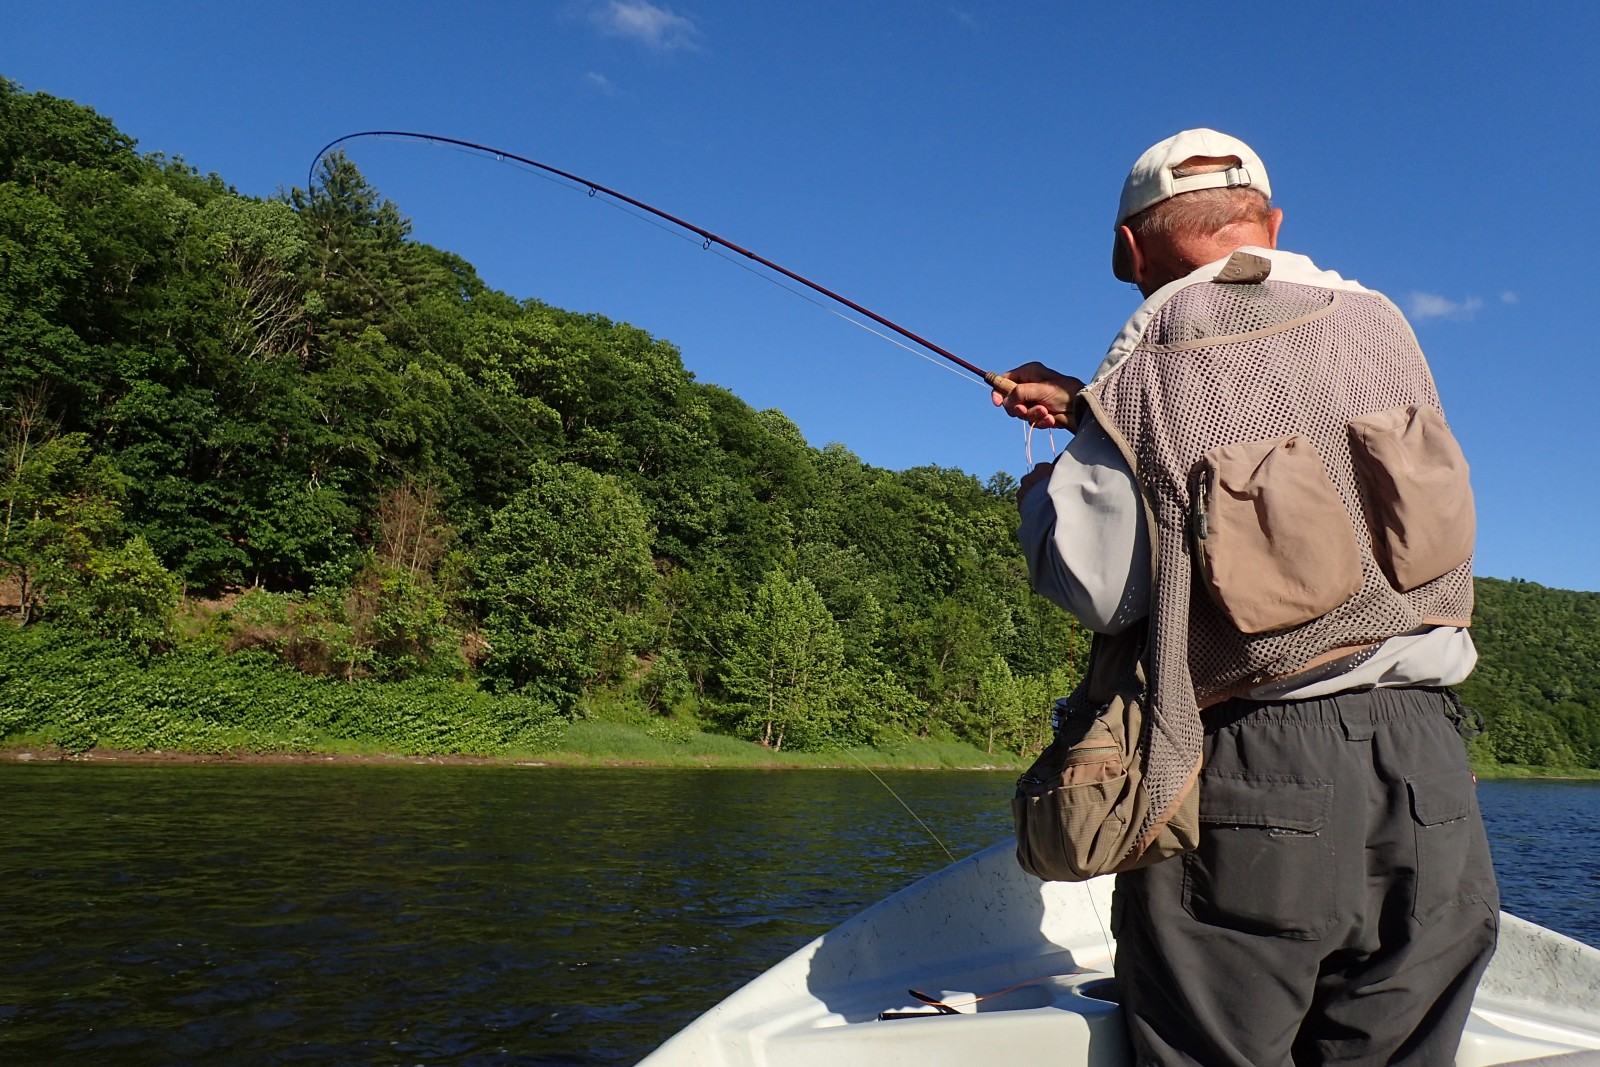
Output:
[5, 1, 1599, 590]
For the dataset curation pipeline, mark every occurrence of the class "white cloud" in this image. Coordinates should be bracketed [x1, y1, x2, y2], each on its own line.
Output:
[585, 71, 617, 94]
[1407, 292, 1485, 322]
[591, 1, 702, 51]
[1500, 291, 1519, 304]
[948, 6, 978, 27]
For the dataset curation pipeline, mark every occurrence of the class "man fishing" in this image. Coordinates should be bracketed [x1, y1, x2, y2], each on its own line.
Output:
[995, 129, 1498, 1065]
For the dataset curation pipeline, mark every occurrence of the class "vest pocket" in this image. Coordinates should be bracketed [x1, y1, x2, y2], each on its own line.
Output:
[1192, 434, 1363, 634]
[1347, 404, 1475, 592]
[1012, 704, 1131, 881]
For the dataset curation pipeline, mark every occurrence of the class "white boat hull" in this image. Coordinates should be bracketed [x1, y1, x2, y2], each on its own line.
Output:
[640, 841, 1600, 1066]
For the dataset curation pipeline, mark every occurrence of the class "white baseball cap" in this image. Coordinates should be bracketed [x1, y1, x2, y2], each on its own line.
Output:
[1112, 128, 1271, 282]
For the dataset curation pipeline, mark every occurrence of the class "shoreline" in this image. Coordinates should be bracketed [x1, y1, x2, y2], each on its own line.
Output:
[3, 745, 1592, 780]
[0, 744, 1015, 772]
[4, 745, 1594, 780]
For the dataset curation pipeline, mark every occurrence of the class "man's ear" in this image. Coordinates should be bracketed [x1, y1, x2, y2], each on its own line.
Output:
[1265, 208, 1284, 249]
[1118, 224, 1148, 288]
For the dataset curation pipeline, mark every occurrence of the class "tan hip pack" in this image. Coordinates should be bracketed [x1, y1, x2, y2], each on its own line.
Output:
[1012, 627, 1200, 882]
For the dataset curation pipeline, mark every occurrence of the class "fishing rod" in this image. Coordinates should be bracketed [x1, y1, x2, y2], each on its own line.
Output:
[308, 131, 1019, 399]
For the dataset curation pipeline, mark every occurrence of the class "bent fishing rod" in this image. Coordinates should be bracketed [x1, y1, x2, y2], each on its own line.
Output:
[308, 131, 1019, 398]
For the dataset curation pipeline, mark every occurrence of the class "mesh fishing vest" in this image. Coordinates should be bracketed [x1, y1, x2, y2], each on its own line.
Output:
[1076, 250, 1476, 848]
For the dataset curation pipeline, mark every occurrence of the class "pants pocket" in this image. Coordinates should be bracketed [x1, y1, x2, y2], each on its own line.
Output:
[1183, 771, 1336, 939]
[1408, 767, 1495, 922]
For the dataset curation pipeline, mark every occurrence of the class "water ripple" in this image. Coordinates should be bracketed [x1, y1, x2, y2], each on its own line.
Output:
[0, 765, 1591, 1065]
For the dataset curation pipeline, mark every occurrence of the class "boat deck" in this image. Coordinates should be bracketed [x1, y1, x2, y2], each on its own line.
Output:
[640, 843, 1600, 1067]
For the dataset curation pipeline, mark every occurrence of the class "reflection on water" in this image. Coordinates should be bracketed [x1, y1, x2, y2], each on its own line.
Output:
[0, 765, 1593, 1065]
[0, 765, 1015, 1065]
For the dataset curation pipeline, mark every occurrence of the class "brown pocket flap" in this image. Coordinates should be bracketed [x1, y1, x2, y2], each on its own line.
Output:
[1194, 435, 1363, 634]
[1407, 769, 1474, 825]
[1348, 405, 1475, 592]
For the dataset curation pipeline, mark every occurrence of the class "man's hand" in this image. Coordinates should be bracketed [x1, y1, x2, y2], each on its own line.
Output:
[990, 361, 1084, 430]
[1018, 461, 1054, 506]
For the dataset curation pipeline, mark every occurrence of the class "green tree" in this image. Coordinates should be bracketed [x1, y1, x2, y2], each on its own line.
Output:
[1459, 577, 1600, 768]
[0, 409, 177, 651]
[69, 534, 181, 655]
[972, 656, 1048, 756]
[721, 570, 846, 751]
[473, 461, 657, 704]
[1, 427, 125, 620]
[0, 183, 91, 403]
[1482, 704, 1578, 768]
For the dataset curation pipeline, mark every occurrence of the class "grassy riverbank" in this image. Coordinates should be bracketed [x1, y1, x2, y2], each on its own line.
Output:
[0, 624, 1021, 770]
[7, 730, 1580, 779]
[0, 726, 1017, 771]
[0, 729, 1018, 770]
[522, 723, 1017, 769]
[0, 623, 1587, 777]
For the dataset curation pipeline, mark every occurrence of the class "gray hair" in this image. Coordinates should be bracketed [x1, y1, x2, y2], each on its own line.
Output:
[1126, 185, 1273, 245]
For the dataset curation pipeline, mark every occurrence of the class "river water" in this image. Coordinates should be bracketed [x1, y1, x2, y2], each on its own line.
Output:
[1, 765, 1596, 1066]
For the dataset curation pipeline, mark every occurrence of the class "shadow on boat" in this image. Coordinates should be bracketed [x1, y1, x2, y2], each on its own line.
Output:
[640, 841, 1600, 1066]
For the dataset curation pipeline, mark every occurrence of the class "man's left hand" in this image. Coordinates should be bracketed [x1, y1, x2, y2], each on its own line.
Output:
[1018, 461, 1054, 506]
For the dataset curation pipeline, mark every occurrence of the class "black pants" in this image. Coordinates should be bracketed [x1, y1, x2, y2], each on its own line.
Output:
[1113, 687, 1499, 1067]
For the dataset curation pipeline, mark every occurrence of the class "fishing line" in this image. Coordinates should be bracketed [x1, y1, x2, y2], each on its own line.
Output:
[1087, 879, 1113, 962]
[427, 138, 983, 388]
[308, 131, 1016, 398]
[702, 246, 987, 388]
[307, 139, 1043, 854]
[1022, 424, 1060, 467]
[846, 751, 957, 865]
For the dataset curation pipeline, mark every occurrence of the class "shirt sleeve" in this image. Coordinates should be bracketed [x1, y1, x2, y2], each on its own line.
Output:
[1016, 412, 1151, 634]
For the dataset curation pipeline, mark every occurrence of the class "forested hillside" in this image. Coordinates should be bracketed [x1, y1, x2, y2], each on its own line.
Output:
[0, 78, 1084, 758]
[1, 79, 1594, 769]
[1459, 578, 1600, 769]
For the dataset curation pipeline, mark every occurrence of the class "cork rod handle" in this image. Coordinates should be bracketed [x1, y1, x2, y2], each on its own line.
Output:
[985, 372, 1018, 397]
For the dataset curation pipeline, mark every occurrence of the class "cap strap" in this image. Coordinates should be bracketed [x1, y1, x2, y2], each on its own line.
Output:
[1213, 250, 1272, 285]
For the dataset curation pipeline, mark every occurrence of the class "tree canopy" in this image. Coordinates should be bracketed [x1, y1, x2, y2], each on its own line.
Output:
[0, 77, 1080, 756]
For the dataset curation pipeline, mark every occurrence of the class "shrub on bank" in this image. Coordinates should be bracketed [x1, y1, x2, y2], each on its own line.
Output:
[0, 624, 566, 755]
